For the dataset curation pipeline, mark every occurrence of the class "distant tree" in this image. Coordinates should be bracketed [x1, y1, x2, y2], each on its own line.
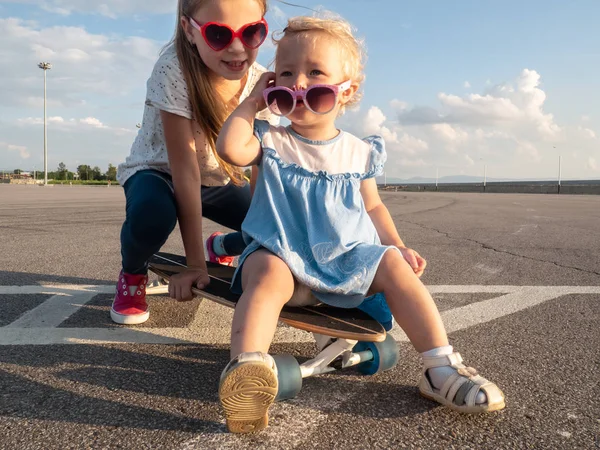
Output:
[106, 164, 117, 181]
[57, 162, 68, 180]
[13, 169, 22, 175]
[92, 166, 103, 181]
[77, 165, 92, 181]
[105, 164, 117, 181]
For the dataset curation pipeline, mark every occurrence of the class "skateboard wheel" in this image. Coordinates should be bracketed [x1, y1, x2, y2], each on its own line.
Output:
[273, 354, 302, 401]
[353, 334, 399, 375]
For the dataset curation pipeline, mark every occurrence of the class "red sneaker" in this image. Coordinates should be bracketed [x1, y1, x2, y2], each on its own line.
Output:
[110, 270, 149, 325]
[205, 232, 235, 267]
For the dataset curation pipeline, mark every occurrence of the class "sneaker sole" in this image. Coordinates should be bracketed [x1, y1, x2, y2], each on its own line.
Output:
[110, 308, 150, 325]
[219, 362, 278, 433]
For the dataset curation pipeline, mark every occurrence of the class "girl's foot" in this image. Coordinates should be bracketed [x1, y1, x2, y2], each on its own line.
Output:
[110, 270, 149, 325]
[419, 350, 505, 413]
[219, 352, 278, 433]
[205, 232, 235, 267]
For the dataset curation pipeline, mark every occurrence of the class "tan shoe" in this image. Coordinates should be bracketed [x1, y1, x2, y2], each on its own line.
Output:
[419, 352, 505, 413]
[219, 352, 278, 433]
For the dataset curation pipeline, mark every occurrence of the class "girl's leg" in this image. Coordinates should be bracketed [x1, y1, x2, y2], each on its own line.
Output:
[230, 249, 295, 358]
[121, 171, 177, 274]
[369, 249, 448, 353]
[220, 250, 295, 433]
[201, 183, 251, 259]
[112, 170, 177, 325]
[370, 250, 504, 412]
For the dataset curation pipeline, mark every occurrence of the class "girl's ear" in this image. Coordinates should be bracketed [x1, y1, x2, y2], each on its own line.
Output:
[181, 16, 194, 42]
[339, 81, 359, 106]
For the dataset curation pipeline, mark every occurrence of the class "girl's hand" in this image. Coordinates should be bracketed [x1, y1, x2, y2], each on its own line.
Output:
[168, 266, 210, 301]
[398, 247, 427, 278]
[247, 71, 276, 110]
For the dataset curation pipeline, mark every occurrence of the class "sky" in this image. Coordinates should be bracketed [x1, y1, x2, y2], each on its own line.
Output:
[0, 0, 599, 181]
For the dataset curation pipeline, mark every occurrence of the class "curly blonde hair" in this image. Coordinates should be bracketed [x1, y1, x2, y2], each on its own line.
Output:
[273, 14, 367, 111]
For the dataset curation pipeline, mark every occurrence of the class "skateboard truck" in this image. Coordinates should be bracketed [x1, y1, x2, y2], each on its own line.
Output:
[274, 333, 399, 401]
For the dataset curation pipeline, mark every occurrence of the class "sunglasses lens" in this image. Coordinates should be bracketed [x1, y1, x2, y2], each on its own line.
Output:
[266, 90, 294, 116]
[241, 22, 267, 48]
[204, 24, 233, 50]
[306, 86, 337, 114]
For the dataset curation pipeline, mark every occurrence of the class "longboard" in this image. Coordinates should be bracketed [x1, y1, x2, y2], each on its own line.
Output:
[148, 252, 386, 342]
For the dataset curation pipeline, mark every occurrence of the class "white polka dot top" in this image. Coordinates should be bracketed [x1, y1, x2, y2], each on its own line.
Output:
[117, 44, 277, 187]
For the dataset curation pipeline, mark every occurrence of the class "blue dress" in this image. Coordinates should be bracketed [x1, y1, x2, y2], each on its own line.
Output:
[232, 120, 397, 314]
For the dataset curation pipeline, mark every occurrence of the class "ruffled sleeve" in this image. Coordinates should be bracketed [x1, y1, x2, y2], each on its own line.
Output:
[361, 135, 386, 179]
[253, 119, 271, 143]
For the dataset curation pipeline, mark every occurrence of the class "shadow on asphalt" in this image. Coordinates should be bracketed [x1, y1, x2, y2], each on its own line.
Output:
[0, 342, 432, 433]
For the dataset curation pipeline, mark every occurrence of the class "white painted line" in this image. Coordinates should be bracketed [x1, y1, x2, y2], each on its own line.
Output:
[0, 328, 191, 345]
[0, 285, 114, 295]
[389, 286, 600, 342]
[428, 285, 600, 294]
[1, 285, 599, 345]
[0, 325, 312, 346]
[5, 292, 99, 328]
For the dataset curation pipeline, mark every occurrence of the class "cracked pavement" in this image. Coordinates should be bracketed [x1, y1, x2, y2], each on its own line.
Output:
[1, 186, 599, 449]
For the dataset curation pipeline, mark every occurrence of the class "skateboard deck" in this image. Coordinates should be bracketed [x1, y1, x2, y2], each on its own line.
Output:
[148, 252, 386, 342]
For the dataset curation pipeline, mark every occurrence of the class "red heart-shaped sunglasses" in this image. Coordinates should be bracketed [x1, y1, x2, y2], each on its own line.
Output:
[188, 17, 268, 51]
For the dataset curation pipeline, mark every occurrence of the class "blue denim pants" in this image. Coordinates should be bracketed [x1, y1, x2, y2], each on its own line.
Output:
[120, 170, 249, 275]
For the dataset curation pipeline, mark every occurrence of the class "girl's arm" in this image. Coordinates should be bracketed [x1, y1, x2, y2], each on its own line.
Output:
[160, 110, 207, 271]
[361, 178, 427, 276]
[217, 72, 274, 167]
[360, 178, 405, 247]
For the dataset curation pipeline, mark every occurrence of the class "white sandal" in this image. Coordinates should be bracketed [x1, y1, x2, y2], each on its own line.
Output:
[219, 352, 278, 433]
[419, 352, 505, 413]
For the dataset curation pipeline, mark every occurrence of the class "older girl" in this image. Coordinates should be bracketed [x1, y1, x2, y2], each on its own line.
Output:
[112, 0, 276, 325]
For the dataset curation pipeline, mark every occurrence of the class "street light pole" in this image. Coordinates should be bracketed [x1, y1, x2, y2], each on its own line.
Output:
[38, 62, 52, 186]
[484, 164, 487, 192]
[558, 155, 562, 195]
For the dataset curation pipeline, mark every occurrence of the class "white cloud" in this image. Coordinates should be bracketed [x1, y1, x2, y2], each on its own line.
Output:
[589, 157, 598, 171]
[1, 142, 31, 159]
[0, 17, 159, 170]
[464, 81, 471, 89]
[335, 68, 598, 180]
[577, 126, 596, 139]
[0, 0, 175, 17]
[16, 115, 135, 135]
[398, 69, 560, 139]
[0, 18, 160, 108]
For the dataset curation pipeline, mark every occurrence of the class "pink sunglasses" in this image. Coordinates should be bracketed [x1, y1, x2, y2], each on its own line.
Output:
[263, 80, 352, 117]
[188, 17, 268, 51]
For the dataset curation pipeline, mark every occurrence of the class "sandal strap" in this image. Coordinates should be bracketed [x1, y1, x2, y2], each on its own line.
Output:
[455, 379, 478, 406]
[422, 351, 463, 369]
[424, 351, 505, 408]
[441, 372, 466, 399]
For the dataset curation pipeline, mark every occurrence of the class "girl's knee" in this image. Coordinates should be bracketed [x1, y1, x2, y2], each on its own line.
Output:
[127, 204, 176, 244]
[242, 251, 294, 298]
[380, 248, 408, 273]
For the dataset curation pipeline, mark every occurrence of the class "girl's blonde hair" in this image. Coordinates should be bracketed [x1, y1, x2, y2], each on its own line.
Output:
[273, 14, 367, 111]
[169, 0, 268, 186]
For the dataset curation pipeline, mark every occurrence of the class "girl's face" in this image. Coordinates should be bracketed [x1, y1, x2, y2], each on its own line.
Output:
[275, 33, 356, 126]
[182, 0, 264, 80]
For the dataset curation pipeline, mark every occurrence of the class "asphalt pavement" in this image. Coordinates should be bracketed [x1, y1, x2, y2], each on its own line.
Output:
[0, 185, 598, 449]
